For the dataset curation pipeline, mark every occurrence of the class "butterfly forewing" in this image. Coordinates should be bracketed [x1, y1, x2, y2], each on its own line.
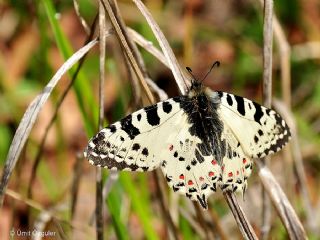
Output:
[216, 91, 291, 158]
[84, 98, 183, 171]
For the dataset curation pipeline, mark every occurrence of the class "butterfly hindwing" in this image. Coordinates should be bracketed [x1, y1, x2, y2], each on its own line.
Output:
[220, 127, 253, 193]
[159, 117, 222, 209]
[215, 91, 291, 158]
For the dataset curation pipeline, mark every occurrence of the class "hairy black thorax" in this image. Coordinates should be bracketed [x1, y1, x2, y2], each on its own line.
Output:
[173, 81, 226, 164]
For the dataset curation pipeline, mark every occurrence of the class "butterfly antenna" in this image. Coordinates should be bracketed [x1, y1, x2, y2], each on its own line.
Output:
[186, 66, 198, 81]
[201, 60, 220, 83]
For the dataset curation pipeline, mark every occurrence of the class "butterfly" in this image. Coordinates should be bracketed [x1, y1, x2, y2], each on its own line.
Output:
[84, 62, 291, 209]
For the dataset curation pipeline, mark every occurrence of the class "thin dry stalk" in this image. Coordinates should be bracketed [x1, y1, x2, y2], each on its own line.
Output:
[256, 161, 307, 239]
[179, 207, 206, 239]
[5, 189, 91, 233]
[100, 0, 155, 103]
[95, 3, 107, 240]
[223, 191, 258, 240]
[272, 9, 294, 208]
[207, 209, 228, 240]
[153, 171, 180, 240]
[71, 154, 84, 219]
[32, 204, 68, 240]
[127, 28, 168, 67]
[273, 100, 317, 234]
[73, 0, 90, 34]
[192, 202, 215, 239]
[123, 52, 141, 106]
[132, 0, 187, 94]
[261, 0, 273, 238]
[273, 17, 291, 107]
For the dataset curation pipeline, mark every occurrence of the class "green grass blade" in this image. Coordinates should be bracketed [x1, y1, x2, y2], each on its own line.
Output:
[42, 0, 98, 136]
[120, 173, 159, 240]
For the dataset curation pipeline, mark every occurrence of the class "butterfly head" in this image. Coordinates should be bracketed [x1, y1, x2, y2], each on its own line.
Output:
[186, 61, 220, 98]
[188, 78, 205, 97]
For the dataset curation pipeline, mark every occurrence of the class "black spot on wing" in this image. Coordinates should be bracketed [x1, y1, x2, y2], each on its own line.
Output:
[234, 95, 245, 116]
[197, 194, 208, 209]
[226, 94, 233, 106]
[86, 150, 139, 171]
[253, 101, 264, 124]
[142, 147, 149, 157]
[266, 108, 271, 116]
[195, 149, 205, 163]
[132, 143, 140, 151]
[162, 101, 172, 113]
[261, 113, 291, 156]
[120, 115, 140, 139]
[92, 132, 105, 145]
[191, 159, 197, 166]
[144, 105, 160, 126]
[137, 114, 142, 121]
[109, 125, 116, 133]
[166, 175, 172, 182]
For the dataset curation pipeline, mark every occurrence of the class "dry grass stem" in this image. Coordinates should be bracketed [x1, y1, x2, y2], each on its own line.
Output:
[153, 171, 180, 240]
[5, 189, 90, 233]
[95, 3, 107, 239]
[256, 161, 307, 239]
[192, 202, 215, 239]
[273, 17, 291, 107]
[132, 0, 187, 94]
[273, 100, 317, 234]
[100, 0, 155, 103]
[207, 209, 228, 240]
[224, 191, 258, 240]
[73, 0, 90, 34]
[261, 0, 274, 238]
[71, 154, 84, 219]
[127, 28, 168, 67]
[179, 207, 206, 239]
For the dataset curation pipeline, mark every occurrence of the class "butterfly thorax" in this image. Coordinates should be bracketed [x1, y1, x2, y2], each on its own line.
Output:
[175, 81, 226, 164]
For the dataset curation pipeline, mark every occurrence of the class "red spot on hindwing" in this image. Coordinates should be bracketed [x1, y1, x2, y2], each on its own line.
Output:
[211, 160, 217, 165]
[199, 176, 204, 181]
[169, 144, 173, 151]
[228, 172, 233, 177]
[209, 171, 214, 177]
[179, 174, 184, 180]
[243, 158, 247, 164]
[188, 180, 193, 185]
